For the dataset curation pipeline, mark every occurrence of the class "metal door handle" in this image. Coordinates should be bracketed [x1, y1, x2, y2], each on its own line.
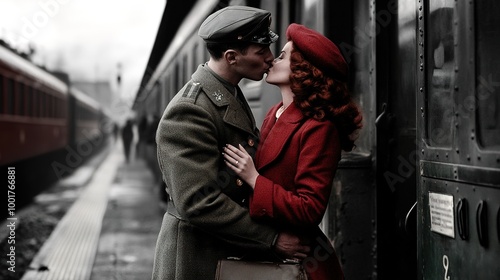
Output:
[476, 200, 488, 247]
[405, 201, 417, 234]
[375, 103, 387, 126]
[457, 198, 469, 240]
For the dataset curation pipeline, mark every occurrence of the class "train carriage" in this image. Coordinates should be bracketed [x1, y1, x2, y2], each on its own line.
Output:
[133, 0, 500, 279]
[416, 1, 500, 279]
[0, 44, 69, 166]
[69, 86, 104, 146]
[0, 43, 112, 212]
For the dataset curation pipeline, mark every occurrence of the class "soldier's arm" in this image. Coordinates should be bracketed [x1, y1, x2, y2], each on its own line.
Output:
[157, 98, 278, 251]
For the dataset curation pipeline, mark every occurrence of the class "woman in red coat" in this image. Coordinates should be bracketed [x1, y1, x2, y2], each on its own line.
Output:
[223, 23, 363, 279]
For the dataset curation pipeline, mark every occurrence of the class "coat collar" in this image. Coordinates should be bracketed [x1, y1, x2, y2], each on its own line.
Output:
[192, 65, 257, 136]
[256, 102, 305, 169]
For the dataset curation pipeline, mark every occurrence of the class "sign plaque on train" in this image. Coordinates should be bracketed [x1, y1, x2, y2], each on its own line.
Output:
[428, 192, 455, 238]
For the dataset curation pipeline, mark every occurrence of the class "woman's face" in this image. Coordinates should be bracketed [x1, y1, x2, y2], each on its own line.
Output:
[266, 41, 292, 86]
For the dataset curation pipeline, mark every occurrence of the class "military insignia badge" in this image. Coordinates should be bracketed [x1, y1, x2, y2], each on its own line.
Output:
[213, 91, 223, 101]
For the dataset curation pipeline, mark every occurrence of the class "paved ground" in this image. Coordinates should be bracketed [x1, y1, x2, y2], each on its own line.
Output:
[90, 143, 164, 280]
[19, 140, 164, 280]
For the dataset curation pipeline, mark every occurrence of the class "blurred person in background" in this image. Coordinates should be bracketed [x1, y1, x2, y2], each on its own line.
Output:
[121, 119, 134, 163]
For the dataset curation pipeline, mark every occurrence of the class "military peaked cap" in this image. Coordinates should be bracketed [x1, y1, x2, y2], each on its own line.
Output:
[198, 6, 278, 44]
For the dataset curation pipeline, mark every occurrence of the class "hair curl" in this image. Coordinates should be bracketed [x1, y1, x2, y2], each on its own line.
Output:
[289, 48, 363, 151]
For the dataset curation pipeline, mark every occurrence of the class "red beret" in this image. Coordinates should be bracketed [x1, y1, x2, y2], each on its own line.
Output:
[286, 23, 348, 81]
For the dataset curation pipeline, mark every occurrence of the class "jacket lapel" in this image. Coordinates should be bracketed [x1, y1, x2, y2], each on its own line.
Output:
[256, 102, 304, 170]
[192, 65, 257, 136]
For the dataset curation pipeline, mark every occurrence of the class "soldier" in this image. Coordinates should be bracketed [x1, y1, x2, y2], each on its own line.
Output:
[152, 6, 310, 280]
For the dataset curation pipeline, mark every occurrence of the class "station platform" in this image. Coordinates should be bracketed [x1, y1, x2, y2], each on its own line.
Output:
[21, 141, 164, 280]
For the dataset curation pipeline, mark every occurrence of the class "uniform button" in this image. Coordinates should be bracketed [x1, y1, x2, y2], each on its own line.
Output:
[248, 138, 255, 147]
[236, 179, 243, 186]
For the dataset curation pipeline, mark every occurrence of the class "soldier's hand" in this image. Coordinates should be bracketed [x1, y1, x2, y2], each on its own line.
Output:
[273, 231, 310, 260]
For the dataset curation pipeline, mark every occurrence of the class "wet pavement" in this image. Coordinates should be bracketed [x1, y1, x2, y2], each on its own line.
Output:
[90, 145, 163, 280]
[21, 140, 164, 280]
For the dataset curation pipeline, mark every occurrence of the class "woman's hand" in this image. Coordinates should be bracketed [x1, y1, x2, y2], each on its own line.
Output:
[223, 144, 259, 189]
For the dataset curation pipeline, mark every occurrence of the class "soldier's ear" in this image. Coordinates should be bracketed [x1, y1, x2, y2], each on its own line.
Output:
[224, 50, 237, 65]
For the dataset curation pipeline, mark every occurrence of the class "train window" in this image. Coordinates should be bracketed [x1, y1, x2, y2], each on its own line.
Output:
[45, 92, 49, 118]
[0, 76, 3, 114]
[33, 89, 39, 117]
[18, 83, 25, 116]
[475, 0, 500, 149]
[53, 95, 57, 118]
[169, 74, 175, 101]
[38, 91, 42, 118]
[183, 54, 188, 84]
[63, 98, 67, 118]
[57, 97, 61, 118]
[48, 95, 53, 118]
[155, 82, 162, 115]
[192, 43, 199, 72]
[56, 97, 61, 118]
[27, 87, 33, 117]
[426, 0, 455, 147]
[38, 90, 43, 117]
[53, 96, 57, 118]
[174, 63, 180, 92]
[40, 91, 46, 118]
[7, 78, 15, 115]
[58, 97, 62, 118]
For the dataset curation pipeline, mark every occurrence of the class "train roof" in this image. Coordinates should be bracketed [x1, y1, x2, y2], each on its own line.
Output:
[70, 86, 101, 111]
[0, 44, 68, 94]
[136, 0, 197, 90]
[134, 0, 219, 108]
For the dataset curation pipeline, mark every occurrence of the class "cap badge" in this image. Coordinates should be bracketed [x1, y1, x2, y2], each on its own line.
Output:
[213, 90, 223, 101]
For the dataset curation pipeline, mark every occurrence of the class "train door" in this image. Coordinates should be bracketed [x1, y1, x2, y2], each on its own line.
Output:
[374, 0, 418, 278]
[417, 0, 500, 279]
[300, 0, 419, 278]
[321, 0, 378, 279]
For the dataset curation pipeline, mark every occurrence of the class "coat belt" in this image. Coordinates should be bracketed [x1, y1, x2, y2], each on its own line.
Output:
[166, 199, 184, 221]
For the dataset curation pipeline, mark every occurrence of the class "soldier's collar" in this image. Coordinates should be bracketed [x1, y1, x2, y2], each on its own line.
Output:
[204, 63, 238, 96]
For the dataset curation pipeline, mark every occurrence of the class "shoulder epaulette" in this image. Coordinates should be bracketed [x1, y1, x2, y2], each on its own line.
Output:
[181, 82, 202, 99]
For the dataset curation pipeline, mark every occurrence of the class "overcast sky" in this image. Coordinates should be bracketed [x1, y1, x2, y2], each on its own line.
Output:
[0, 0, 165, 103]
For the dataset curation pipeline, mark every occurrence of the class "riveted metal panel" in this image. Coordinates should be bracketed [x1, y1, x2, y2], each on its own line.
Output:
[417, 0, 500, 279]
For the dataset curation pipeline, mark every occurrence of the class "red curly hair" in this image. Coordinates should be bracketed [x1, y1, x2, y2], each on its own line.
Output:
[289, 48, 363, 151]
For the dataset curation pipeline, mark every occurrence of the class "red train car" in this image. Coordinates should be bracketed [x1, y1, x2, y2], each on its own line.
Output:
[0, 43, 111, 211]
[0, 44, 69, 166]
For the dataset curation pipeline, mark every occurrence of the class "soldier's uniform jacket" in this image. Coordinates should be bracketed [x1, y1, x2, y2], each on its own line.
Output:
[152, 65, 278, 280]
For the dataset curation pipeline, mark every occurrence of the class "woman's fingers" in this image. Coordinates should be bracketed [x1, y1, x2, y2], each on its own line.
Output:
[223, 144, 253, 171]
[223, 145, 243, 171]
[225, 144, 242, 156]
[223, 153, 238, 166]
[224, 145, 246, 162]
[238, 144, 250, 155]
